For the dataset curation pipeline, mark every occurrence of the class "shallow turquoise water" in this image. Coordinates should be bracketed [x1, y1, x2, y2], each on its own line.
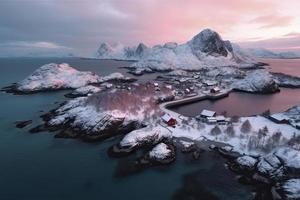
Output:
[0, 58, 253, 200]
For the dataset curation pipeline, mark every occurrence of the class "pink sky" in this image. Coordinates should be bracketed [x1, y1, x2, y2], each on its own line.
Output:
[1, 0, 300, 56]
[103, 0, 300, 51]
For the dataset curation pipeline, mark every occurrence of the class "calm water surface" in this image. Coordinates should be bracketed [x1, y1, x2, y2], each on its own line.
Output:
[0, 58, 253, 200]
[171, 88, 300, 117]
[259, 58, 300, 77]
[171, 58, 300, 117]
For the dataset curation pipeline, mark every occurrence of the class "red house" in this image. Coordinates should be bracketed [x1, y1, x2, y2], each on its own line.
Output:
[161, 114, 177, 126]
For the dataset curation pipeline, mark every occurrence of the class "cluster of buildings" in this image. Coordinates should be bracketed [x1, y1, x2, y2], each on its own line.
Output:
[161, 109, 230, 127]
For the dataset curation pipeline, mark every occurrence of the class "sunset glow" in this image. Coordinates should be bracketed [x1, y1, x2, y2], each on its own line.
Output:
[1, 0, 300, 56]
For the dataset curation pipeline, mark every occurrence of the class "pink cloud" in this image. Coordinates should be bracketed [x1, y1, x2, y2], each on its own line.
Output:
[239, 32, 300, 52]
[250, 14, 293, 28]
[106, 0, 280, 45]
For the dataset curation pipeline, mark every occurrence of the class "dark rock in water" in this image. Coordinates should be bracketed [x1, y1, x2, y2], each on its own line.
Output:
[252, 173, 271, 184]
[217, 146, 240, 160]
[107, 144, 136, 158]
[1, 84, 24, 95]
[54, 128, 79, 139]
[181, 144, 197, 153]
[190, 29, 230, 58]
[29, 124, 48, 133]
[261, 81, 280, 94]
[192, 150, 201, 160]
[15, 120, 32, 128]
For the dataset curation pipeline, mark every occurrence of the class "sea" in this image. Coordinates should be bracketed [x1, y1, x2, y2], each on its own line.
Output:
[0, 57, 299, 200]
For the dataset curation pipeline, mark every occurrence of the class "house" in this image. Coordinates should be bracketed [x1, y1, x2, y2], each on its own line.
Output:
[210, 87, 221, 93]
[200, 109, 216, 118]
[154, 82, 159, 87]
[216, 115, 226, 122]
[269, 113, 290, 124]
[161, 114, 177, 126]
[216, 115, 228, 124]
[207, 117, 217, 124]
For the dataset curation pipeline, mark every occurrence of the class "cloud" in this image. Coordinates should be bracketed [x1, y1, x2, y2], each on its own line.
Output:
[0, 41, 71, 49]
[239, 32, 300, 52]
[0, 41, 73, 57]
[250, 14, 293, 28]
[0, 0, 300, 56]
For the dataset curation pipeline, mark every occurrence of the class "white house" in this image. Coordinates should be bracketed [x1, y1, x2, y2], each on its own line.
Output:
[207, 117, 217, 124]
[200, 109, 216, 118]
[210, 87, 221, 93]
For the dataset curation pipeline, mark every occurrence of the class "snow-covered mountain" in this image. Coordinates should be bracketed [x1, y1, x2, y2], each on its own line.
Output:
[245, 48, 300, 59]
[96, 29, 259, 70]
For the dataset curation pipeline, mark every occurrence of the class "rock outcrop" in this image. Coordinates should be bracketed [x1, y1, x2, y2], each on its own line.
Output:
[231, 69, 279, 93]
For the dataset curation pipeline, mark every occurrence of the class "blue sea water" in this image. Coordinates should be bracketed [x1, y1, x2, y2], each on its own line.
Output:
[0, 57, 259, 200]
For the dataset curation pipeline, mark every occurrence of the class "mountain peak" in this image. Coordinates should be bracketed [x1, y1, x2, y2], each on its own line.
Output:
[190, 28, 229, 57]
[135, 43, 148, 57]
[97, 43, 113, 57]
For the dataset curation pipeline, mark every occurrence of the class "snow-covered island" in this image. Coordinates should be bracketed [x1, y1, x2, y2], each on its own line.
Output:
[5, 28, 300, 199]
[2, 63, 100, 94]
[2, 63, 136, 94]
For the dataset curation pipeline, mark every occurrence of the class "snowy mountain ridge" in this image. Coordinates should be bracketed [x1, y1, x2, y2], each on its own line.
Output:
[96, 29, 259, 70]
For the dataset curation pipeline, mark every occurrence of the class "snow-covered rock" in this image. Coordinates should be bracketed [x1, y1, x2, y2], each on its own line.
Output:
[274, 147, 300, 170]
[236, 155, 257, 170]
[15, 63, 100, 93]
[257, 154, 283, 178]
[66, 85, 102, 98]
[120, 126, 172, 148]
[231, 69, 279, 93]
[99, 72, 135, 83]
[281, 179, 300, 199]
[149, 143, 172, 160]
